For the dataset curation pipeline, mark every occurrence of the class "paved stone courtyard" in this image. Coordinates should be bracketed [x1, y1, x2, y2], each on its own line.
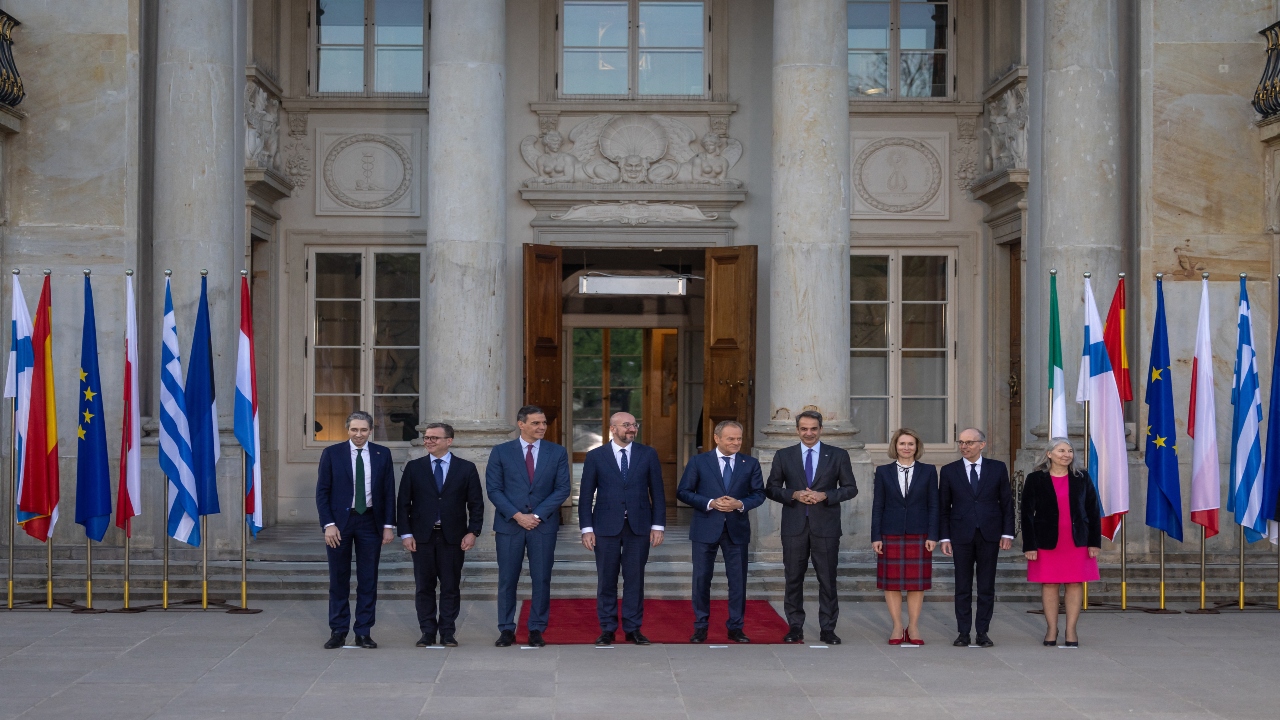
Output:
[1, 598, 1278, 719]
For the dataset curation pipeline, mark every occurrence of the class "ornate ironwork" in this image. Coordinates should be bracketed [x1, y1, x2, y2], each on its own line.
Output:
[1012, 469, 1025, 537]
[1254, 22, 1280, 118]
[0, 11, 23, 107]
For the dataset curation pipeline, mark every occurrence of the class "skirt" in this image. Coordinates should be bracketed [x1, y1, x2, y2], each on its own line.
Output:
[876, 534, 932, 591]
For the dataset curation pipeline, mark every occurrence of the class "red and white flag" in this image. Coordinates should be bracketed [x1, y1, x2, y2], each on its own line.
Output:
[1189, 277, 1220, 537]
[116, 273, 141, 535]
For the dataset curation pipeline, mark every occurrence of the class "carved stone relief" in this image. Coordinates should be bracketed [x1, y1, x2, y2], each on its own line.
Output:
[245, 82, 281, 172]
[953, 116, 980, 192]
[984, 82, 1027, 174]
[550, 201, 718, 225]
[281, 111, 312, 192]
[316, 130, 420, 216]
[851, 133, 949, 219]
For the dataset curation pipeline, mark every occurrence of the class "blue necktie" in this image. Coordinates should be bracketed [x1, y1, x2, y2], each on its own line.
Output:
[620, 447, 629, 482]
[805, 448, 815, 488]
[434, 458, 445, 524]
[722, 455, 733, 488]
[969, 462, 979, 491]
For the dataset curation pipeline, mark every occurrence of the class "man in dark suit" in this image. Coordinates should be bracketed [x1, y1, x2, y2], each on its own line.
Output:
[765, 410, 859, 645]
[676, 419, 765, 643]
[579, 411, 667, 646]
[940, 427, 1015, 648]
[485, 405, 571, 648]
[315, 410, 396, 649]
[397, 422, 484, 648]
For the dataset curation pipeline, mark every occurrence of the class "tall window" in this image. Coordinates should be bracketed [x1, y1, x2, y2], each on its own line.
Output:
[560, 0, 708, 98]
[848, 0, 950, 99]
[316, 0, 426, 95]
[309, 249, 423, 444]
[850, 251, 954, 445]
[570, 328, 643, 457]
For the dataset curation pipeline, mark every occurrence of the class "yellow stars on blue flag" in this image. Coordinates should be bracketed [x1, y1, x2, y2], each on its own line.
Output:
[1143, 276, 1183, 540]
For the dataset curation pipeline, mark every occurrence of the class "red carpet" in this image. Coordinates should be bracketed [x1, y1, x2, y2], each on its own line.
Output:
[514, 599, 791, 644]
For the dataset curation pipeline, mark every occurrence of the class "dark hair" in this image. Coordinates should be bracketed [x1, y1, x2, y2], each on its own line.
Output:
[346, 410, 374, 429]
[714, 419, 743, 437]
[422, 422, 454, 439]
[795, 410, 823, 428]
[517, 405, 545, 423]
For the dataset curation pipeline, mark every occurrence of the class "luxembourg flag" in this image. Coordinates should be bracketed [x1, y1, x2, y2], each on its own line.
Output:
[115, 273, 142, 535]
[4, 275, 34, 539]
[1076, 275, 1129, 541]
[234, 275, 263, 536]
[1188, 276, 1220, 538]
[1228, 276, 1267, 543]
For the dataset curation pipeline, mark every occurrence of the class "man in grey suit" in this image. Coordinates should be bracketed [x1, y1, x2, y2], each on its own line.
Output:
[765, 410, 859, 645]
[485, 405, 571, 647]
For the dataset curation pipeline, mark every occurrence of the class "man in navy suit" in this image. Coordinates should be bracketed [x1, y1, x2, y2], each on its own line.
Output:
[315, 411, 397, 649]
[676, 420, 765, 643]
[486, 405, 571, 647]
[579, 411, 667, 646]
[939, 427, 1015, 648]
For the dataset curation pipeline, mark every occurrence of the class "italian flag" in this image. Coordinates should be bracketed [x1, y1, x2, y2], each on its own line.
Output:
[1048, 273, 1068, 438]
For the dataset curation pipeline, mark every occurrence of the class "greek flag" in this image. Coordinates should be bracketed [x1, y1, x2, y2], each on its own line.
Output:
[160, 278, 200, 546]
[1229, 276, 1267, 543]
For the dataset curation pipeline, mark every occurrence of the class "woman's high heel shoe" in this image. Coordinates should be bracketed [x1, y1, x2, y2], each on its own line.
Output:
[1043, 631, 1059, 646]
[888, 629, 906, 646]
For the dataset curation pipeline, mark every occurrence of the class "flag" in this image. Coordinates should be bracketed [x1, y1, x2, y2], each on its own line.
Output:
[1228, 276, 1267, 543]
[1267, 287, 1280, 544]
[1189, 276, 1220, 538]
[1076, 275, 1129, 541]
[17, 276, 59, 541]
[4, 275, 34, 542]
[116, 273, 141, 535]
[74, 275, 111, 542]
[234, 275, 263, 536]
[1103, 276, 1134, 402]
[186, 274, 221, 518]
[1048, 273, 1068, 438]
[1143, 276, 1182, 541]
[160, 278, 200, 546]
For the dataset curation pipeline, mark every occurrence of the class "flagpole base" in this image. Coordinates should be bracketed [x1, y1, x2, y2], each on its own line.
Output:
[1143, 608, 1180, 614]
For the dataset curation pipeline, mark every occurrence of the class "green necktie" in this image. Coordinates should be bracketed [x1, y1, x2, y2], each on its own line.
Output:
[355, 448, 367, 514]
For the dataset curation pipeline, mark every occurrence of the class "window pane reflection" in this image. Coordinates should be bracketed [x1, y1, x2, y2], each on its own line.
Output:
[900, 51, 947, 98]
[902, 398, 946, 443]
[851, 397, 888, 444]
[314, 395, 360, 442]
[374, 395, 419, 442]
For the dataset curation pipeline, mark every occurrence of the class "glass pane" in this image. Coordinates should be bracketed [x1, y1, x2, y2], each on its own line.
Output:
[902, 304, 945, 348]
[851, 255, 889, 301]
[318, 0, 365, 44]
[374, 349, 419, 394]
[850, 351, 888, 396]
[574, 388, 604, 419]
[610, 357, 642, 389]
[847, 2, 889, 48]
[574, 328, 604, 355]
[375, 253, 420, 298]
[315, 253, 362, 298]
[315, 348, 360, 393]
[851, 303, 888, 349]
[850, 397, 888, 444]
[900, 3, 948, 50]
[374, 0, 423, 44]
[375, 48, 423, 93]
[610, 329, 643, 355]
[639, 2, 705, 47]
[318, 47, 364, 93]
[574, 422, 605, 453]
[902, 256, 947, 301]
[314, 395, 360, 442]
[564, 1, 629, 47]
[563, 50, 629, 94]
[639, 50, 705, 96]
[849, 51, 889, 96]
[374, 395, 419, 442]
[610, 388, 643, 416]
[316, 301, 362, 346]
[902, 398, 946, 444]
[574, 356, 603, 388]
[900, 51, 948, 98]
[902, 351, 946, 396]
[374, 301, 419, 346]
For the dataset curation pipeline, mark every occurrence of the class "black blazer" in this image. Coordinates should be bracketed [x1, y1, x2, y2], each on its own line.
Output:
[870, 462, 939, 542]
[578, 442, 667, 536]
[765, 443, 859, 538]
[396, 453, 484, 544]
[315, 441, 396, 532]
[1020, 469, 1102, 552]
[939, 457, 1015, 544]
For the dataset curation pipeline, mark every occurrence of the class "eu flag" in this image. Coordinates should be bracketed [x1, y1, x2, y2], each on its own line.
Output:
[75, 275, 112, 541]
[1144, 276, 1183, 541]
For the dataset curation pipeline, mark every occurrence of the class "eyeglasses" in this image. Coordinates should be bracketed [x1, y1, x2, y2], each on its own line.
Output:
[422, 435, 450, 443]
[615, 422, 641, 430]
[958, 440, 984, 447]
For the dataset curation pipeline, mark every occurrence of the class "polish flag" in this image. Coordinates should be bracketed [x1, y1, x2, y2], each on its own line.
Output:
[116, 274, 142, 535]
[1188, 277, 1220, 538]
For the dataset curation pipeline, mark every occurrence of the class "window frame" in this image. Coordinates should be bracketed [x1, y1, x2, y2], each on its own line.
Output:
[847, 0, 954, 102]
[849, 247, 957, 450]
[312, 0, 429, 97]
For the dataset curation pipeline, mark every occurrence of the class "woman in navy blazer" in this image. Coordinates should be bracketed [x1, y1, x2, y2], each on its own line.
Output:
[871, 428, 939, 646]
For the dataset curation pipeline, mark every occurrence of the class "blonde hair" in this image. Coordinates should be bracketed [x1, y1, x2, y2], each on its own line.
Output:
[888, 427, 924, 461]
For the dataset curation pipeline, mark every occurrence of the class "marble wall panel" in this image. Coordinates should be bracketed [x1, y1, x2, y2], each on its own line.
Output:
[1152, 0, 1276, 44]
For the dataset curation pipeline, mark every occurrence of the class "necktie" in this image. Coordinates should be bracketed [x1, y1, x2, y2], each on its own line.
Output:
[722, 455, 733, 488]
[969, 462, 980, 491]
[354, 448, 367, 514]
[525, 443, 535, 485]
[804, 448, 815, 488]
[620, 448, 629, 483]
[434, 458, 445, 524]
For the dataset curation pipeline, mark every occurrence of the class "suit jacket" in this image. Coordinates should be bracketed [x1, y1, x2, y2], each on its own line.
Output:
[870, 462, 939, 542]
[676, 451, 766, 545]
[485, 438, 571, 535]
[1020, 469, 1102, 552]
[578, 442, 667, 536]
[765, 443, 859, 538]
[939, 457, 1015, 544]
[315, 441, 396, 533]
[396, 453, 484, 544]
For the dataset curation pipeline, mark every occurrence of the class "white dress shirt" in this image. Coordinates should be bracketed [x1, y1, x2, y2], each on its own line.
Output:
[401, 452, 452, 539]
[710, 448, 745, 512]
[582, 440, 664, 534]
[323, 441, 393, 530]
[940, 455, 1015, 543]
[895, 461, 915, 497]
[521, 438, 542, 519]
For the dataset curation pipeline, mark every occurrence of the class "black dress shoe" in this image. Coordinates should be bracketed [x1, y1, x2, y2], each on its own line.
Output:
[323, 632, 347, 649]
[441, 635, 458, 648]
[495, 630, 516, 647]
[976, 634, 994, 648]
[595, 631, 615, 646]
[625, 630, 651, 645]
[416, 633, 435, 648]
[953, 633, 971, 647]
[355, 635, 377, 649]
[689, 628, 708, 643]
[727, 629, 751, 643]
[783, 627, 804, 643]
[820, 630, 842, 645]
[527, 630, 547, 647]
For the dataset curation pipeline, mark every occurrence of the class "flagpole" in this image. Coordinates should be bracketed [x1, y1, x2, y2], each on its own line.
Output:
[7, 391, 15, 610]
[122, 531, 130, 610]
[1082, 270, 1090, 611]
[84, 537, 91, 609]
[162, 477, 169, 610]
[1187, 526, 1219, 614]
[1239, 525, 1246, 610]
[1145, 531, 1180, 614]
[1048, 269, 1057, 446]
[201, 515, 208, 610]
[1116, 272, 1127, 612]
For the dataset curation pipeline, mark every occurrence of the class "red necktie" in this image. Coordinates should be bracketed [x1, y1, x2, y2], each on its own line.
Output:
[525, 443, 535, 485]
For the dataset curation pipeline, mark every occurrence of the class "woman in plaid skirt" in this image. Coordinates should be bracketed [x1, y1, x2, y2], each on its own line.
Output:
[871, 428, 939, 646]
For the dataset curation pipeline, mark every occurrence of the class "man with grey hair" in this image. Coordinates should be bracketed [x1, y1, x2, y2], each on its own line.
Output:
[316, 411, 397, 649]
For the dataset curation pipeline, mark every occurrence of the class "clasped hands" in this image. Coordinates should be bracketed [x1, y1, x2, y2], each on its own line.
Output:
[710, 496, 744, 512]
[792, 489, 827, 505]
[513, 512, 541, 530]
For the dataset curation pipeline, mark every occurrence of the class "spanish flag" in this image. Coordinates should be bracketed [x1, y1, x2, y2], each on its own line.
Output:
[17, 275, 59, 541]
[1102, 275, 1133, 403]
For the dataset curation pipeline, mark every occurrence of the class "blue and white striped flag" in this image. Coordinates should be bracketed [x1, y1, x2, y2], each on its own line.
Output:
[4, 275, 34, 537]
[159, 278, 201, 546]
[1229, 276, 1267, 543]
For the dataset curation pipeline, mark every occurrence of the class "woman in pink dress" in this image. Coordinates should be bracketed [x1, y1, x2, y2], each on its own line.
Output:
[1020, 439, 1101, 647]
